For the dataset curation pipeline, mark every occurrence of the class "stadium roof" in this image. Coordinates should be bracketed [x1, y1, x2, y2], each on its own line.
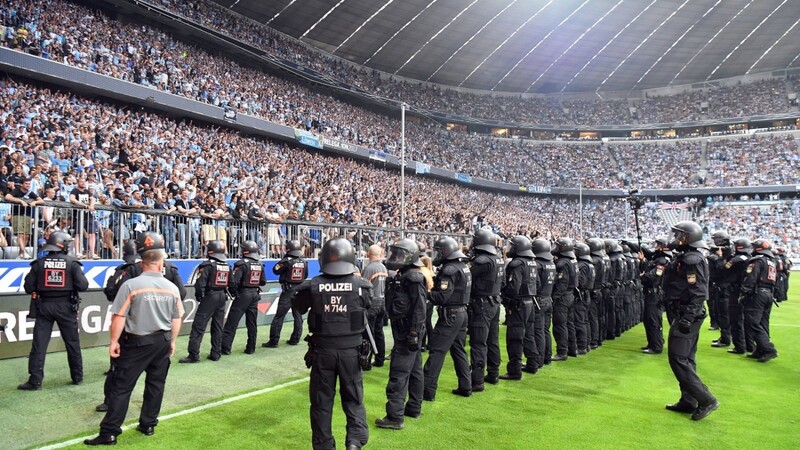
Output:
[215, 0, 800, 94]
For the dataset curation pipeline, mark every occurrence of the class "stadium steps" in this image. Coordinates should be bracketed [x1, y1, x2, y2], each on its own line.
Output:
[656, 208, 692, 229]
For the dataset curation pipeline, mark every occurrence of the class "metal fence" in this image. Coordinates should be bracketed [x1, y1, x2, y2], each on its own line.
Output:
[0, 201, 470, 260]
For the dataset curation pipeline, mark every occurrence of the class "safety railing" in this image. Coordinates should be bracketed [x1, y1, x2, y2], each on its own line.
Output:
[0, 201, 470, 260]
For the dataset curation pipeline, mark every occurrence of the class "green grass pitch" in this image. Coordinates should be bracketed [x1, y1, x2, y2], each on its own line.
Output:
[2, 278, 799, 449]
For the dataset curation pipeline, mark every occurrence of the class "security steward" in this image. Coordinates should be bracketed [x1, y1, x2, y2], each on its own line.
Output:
[376, 238, 427, 430]
[222, 240, 266, 355]
[264, 240, 308, 348]
[361, 245, 388, 369]
[499, 235, 538, 379]
[532, 238, 556, 368]
[97, 236, 186, 412]
[180, 240, 229, 363]
[423, 236, 472, 400]
[586, 238, 606, 350]
[467, 228, 504, 390]
[641, 238, 671, 354]
[19, 231, 89, 390]
[552, 238, 577, 361]
[739, 239, 779, 362]
[292, 238, 371, 450]
[722, 238, 752, 354]
[574, 243, 595, 355]
[663, 221, 719, 421]
[84, 233, 183, 445]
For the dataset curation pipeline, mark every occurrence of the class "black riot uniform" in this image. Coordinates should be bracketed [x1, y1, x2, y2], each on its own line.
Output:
[774, 248, 790, 302]
[19, 231, 89, 390]
[575, 243, 595, 354]
[222, 241, 266, 355]
[641, 239, 671, 354]
[180, 240, 230, 363]
[552, 238, 577, 361]
[532, 238, 556, 368]
[739, 240, 779, 362]
[265, 240, 308, 347]
[663, 221, 718, 421]
[423, 237, 472, 399]
[467, 229, 504, 389]
[499, 236, 538, 379]
[708, 231, 731, 345]
[587, 238, 606, 349]
[722, 239, 752, 353]
[376, 239, 428, 430]
[293, 238, 371, 450]
[606, 241, 625, 339]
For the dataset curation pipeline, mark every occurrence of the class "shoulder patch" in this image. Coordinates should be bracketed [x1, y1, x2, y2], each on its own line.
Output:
[439, 279, 450, 290]
[746, 263, 754, 274]
[655, 265, 664, 276]
[687, 273, 697, 284]
[724, 261, 732, 269]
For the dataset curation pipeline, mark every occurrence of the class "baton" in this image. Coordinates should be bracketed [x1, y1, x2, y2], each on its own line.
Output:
[364, 311, 378, 354]
[533, 296, 541, 311]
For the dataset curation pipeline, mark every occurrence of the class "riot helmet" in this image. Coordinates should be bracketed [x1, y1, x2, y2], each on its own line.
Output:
[286, 240, 303, 257]
[532, 238, 553, 260]
[555, 237, 576, 259]
[752, 239, 774, 257]
[732, 238, 752, 255]
[575, 243, 592, 262]
[587, 238, 605, 257]
[471, 229, 498, 255]
[207, 240, 227, 261]
[122, 239, 138, 264]
[241, 240, 260, 261]
[386, 238, 422, 270]
[319, 238, 357, 275]
[432, 237, 466, 266]
[670, 221, 707, 250]
[43, 231, 73, 253]
[507, 235, 534, 258]
[711, 230, 731, 247]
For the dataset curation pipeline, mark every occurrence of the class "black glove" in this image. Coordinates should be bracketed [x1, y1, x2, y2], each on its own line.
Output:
[303, 335, 315, 369]
[408, 332, 419, 351]
[677, 318, 692, 334]
[737, 295, 745, 305]
[358, 339, 372, 370]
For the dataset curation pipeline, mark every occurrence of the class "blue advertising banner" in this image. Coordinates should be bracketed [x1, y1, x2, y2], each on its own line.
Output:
[368, 149, 387, 162]
[294, 128, 323, 149]
[455, 172, 472, 183]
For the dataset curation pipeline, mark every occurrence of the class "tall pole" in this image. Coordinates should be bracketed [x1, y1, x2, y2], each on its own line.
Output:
[401, 102, 406, 238]
[579, 180, 583, 237]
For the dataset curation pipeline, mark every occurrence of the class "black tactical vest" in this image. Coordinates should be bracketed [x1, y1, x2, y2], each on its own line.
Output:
[307, 274, 366, 338]
[755, 255, 777, 287]
[505, 257, 537, 299]
[470, 254, 504, 297]
[591, 255, 605, 290]
[200, 260, 230, 290]
[276, 257, 308, 285]
[578, 260, 596, 290]
[36, 253, 75, 293]
[236, 259, 264, 288]
[536, 258, 556, 298]
[439, 260, 472, 305]
[385, 269, 424, 320]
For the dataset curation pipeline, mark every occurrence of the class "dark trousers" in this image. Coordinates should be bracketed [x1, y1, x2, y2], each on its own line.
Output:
[309, 346, 368, 450]
[100, 332, 171, 436]
[505, 300, 536, 375]
[187, 292, 226, 359]
[643, 297, 664, 352]
[486, 303, 501, 378]
[385, 331, 423, 420]
[424, 307, 471, 396]
[728, 300, 748, 352]
[715, 290, 731, 344]
[708, 288, 718, 328]
[614, 288, 624, 336]
[468, 298, 499, 386]
[367, 305, 386, 364]
[667, 318, 716, 409]
[605, 286, 618, 339]
[623, 293, 633, 330]
[553, 294, 574, 356]
[27, 302, 82, 385]
[222, 290, 260, 353]
[422, 301, 434, 349]
[573, 292, 589, 352]
[596, 289, 607, 344]
[269, 287, 303, 344]
[534, 297, 553, 366]
[588, 291, 600, 347]
[744, 290, 777, 356]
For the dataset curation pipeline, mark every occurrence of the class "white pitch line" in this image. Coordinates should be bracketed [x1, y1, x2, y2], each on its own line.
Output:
[769, 323, 800, 328]
[37, 377, 310, 450]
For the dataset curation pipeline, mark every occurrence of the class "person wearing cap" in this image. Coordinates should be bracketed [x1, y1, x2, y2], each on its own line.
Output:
[84, 232, 183, 445]
[180, 240, 229, 363]
[663, 221, 719, 421]
[221, 240, 266, 355]
[263, 240, 308, 348]
[5, 177, 43, 259]
[18, 231, 89, 390]
[292, 238, 371, 449]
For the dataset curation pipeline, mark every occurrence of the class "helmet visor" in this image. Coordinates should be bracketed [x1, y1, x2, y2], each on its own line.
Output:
[386, 246, 412, 269]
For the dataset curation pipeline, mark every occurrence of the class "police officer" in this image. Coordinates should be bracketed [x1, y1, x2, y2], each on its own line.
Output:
[264, 240, 308, 348]
[709, 231, 731, 344]
[423, 237, 472, 399]
[97, 235, 186, 412]
[180, 240, 229, 363]
[361, 245, 388, 369]
[722, 238, 752, 354]
[774, 247, 790, 303]
[663, 221, 719, 421]
[84, 233, 183, 445]
[221, 240, 266, 355]
[641, 238, 671, 354]
[739, 239, 779, 362]
[292, 238, 371, 450]
[19, 231, 89, 390]
[532, 238, 556, 368]
[467, 229, 504, 390]
[620, 243, 634, 332]
[586, 238, 606, 349]
[606, 240, 625, 339]
[376, 239, 427, 430]
[499, 235, 538, 379]
[574, 243, 595, 355]
[552, 238, 577, 361]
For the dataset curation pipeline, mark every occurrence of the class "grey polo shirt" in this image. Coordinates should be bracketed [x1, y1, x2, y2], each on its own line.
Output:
[111, 272, 183, 335]
[361, 260, 388, 306]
